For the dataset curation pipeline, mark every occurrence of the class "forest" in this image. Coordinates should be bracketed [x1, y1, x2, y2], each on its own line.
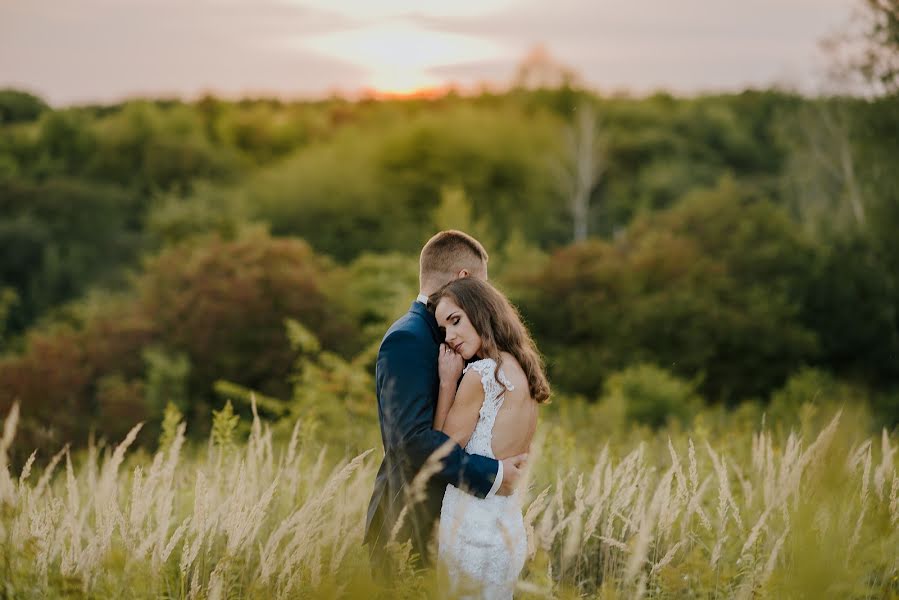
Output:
[1, 78, 897, 457]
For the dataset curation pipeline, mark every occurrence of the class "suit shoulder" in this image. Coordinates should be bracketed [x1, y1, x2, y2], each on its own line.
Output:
[377, 314, 436, 378]
[382, 312, 430, 345]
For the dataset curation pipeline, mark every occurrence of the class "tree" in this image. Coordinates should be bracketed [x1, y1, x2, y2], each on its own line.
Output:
[0, 179, 141, 335]
[855, 0, 899, 93]
[0, 89, 48, 124]
[138, 230, 358, 403]
[825, 0, 899, 94]
[780, 100, 866, 234]
[513, 44, 580, 90]
[555, 102, 605, 242]
[801, 232, 899, 386]
[517, 179, 818, 403]
[0, 288, 17, 348]
[333, 252, 419, 345]
[85, 101, 240, 192]
[0, 231, 361, 454]
[0, 296, 155, 458]
[431, 185, 496, 251]
[35, 110, 97, 176]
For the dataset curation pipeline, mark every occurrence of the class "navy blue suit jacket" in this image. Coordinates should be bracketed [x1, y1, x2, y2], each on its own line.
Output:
[364, 301, 500, 565]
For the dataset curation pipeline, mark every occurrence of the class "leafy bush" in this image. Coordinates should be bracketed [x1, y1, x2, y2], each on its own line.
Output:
[331, 252, 419, 346]
[601, 364, 701, 428]
[95, 373, 150, 442]
[282, 320, 379, 454]
[0, 294, 155, 459]
[142, 346, 191, 416]
[767, 368, 869, 430]
[872, 388, 899, 429]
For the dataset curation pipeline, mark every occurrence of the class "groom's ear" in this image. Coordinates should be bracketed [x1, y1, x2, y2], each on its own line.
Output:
[457, 269, 471, 279]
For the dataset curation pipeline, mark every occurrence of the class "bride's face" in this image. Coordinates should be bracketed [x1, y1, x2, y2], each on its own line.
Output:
[435, 297, 482, 360]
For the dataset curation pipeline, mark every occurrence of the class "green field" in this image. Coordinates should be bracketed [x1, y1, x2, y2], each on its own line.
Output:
[1, 392, 896, 598]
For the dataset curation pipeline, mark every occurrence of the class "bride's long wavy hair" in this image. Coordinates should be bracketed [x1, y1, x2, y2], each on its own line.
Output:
[429, 278, 551, 404]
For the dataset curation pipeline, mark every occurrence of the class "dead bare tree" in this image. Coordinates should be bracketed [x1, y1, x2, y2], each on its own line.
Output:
[555, 102, 605, 242]
[785, 100, 866, 234]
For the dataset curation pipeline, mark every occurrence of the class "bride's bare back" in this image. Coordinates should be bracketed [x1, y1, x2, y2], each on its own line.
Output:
[491, 352, 538, 460]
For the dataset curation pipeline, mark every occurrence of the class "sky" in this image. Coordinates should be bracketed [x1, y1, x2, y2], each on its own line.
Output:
[0, 0, 857, 106]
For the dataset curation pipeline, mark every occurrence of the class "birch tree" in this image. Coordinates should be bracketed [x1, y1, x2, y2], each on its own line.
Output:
[556, 102, 605, 242]
[781, 100, 866, 235]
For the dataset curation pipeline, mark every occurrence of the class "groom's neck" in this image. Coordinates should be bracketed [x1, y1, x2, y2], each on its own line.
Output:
[419, 281, 447, 297]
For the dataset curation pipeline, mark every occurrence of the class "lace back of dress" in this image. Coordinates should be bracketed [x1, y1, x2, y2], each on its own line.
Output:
[462, 358, 515, 459]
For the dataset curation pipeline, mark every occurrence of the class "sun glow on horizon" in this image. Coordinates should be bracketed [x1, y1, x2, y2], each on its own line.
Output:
[289, 20, 511, 96]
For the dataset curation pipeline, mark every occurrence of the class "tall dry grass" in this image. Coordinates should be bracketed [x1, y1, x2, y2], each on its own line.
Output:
[0, 398, 896, 598]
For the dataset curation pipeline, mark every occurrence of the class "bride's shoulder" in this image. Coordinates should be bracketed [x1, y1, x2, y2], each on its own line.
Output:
[498, 352, 528, 390]
[462, 358, 501, 390]
[458, 362, 489, 397]
[498, 352, 523, 374]
[463, 357, 495, 376]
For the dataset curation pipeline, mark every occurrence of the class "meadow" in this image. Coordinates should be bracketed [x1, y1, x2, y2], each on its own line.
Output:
[2, 14, 899, 595]
[1, 389, 896, 599]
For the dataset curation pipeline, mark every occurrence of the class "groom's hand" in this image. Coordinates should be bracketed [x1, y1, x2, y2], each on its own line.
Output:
[496, 453, 528, 496]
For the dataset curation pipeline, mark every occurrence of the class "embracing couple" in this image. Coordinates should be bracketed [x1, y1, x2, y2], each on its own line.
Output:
[364, 230, 551, 598]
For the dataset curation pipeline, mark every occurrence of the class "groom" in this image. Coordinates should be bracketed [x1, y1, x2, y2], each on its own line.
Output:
[364, 230, 527, 570]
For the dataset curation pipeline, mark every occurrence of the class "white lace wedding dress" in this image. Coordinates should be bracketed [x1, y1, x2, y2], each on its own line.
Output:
[438, 358, 527, 599]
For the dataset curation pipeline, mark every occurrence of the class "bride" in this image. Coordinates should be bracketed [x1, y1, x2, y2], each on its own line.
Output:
[428, 277, 551, 599]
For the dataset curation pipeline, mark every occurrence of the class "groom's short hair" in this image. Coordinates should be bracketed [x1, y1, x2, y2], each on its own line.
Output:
[420, 230, 488, 286]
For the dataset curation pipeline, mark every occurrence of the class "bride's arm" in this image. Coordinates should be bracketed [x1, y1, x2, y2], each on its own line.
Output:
[435, 343, 464, 431]
[435, 370, 485, 448]
[434, 381, 456, 431]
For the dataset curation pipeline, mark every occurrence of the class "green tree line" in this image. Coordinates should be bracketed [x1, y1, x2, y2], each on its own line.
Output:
[1, 80, 897, 457]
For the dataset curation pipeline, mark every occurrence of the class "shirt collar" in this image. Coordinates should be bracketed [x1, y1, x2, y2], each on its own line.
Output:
[409, 299, 441, 342]
[416, 293, 429, 305]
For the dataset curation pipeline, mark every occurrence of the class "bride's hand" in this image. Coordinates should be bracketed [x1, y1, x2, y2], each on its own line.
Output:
[437, 343, 464, 387]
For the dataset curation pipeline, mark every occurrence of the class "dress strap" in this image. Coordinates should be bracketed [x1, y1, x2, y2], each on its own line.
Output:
[463, 358, 515, 398]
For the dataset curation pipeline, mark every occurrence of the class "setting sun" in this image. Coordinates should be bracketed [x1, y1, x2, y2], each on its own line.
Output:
[294, 20, 510, 95]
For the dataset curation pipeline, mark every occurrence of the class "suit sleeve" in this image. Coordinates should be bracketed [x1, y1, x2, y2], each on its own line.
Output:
[377, 329, 499, 498]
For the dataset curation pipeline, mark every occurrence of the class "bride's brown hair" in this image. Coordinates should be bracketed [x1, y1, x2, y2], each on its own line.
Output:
[429, 278, 551, 404]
